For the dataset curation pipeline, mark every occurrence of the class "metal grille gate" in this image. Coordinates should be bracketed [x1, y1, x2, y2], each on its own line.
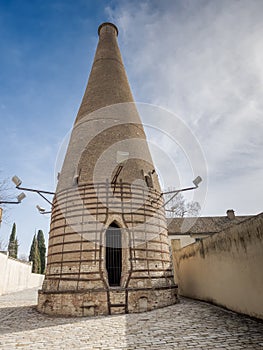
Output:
[106, 223, 122, 286]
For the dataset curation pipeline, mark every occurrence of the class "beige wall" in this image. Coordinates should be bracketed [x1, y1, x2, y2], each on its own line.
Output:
[168, 235, 195, 248]
[168, 234, 210, 248]
[0, 252, 44, 295]
[172, 213, 263, 320]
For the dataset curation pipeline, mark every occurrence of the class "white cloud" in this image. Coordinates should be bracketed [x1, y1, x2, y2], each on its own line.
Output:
[106, 0, 263, 215]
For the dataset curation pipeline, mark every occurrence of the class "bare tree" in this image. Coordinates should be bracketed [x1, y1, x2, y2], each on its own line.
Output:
[19, 253, 29, 262]
[0, 177, 13, 250]
[0, 177, 11, 200]
[0, 176, 13, 224]
[164, 191, 201, 218]
[0, 239, 7, 251]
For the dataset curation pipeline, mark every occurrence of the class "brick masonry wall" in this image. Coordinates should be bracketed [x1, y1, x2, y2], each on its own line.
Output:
[38, 182, 178, 316]
[38, 23, 177, 316]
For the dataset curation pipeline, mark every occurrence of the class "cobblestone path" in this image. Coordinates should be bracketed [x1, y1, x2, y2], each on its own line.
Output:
[0, 288, 262, 349]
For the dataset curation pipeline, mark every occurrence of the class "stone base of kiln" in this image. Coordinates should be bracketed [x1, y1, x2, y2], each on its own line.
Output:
[37, 285, 178, 316]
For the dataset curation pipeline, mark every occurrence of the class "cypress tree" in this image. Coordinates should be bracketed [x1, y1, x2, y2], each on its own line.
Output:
[29, 235, 41, 273]
[8, 223, 18, 258]
[14, 238, 18, 258]
[37, 230, 46, 274]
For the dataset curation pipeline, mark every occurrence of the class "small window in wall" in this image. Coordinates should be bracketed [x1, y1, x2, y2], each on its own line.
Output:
[73, 174, 79, 186]
[145, 174, 153, 188]
[106, 223, 122, 286]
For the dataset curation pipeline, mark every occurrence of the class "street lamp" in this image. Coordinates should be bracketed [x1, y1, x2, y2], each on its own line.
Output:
[17, 192, 26, 202]
[193, 176, 202, 187]
[12, 176, 22, 187]
[12, 175, 54, 214]
[36, 205, 51, 215]
[0, 192, 26, 205]
[12, 175, 54, 206]
[151, 176, 203, 206]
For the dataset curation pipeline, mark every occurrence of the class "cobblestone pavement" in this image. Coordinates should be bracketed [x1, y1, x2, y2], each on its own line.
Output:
[0, 288, 262, 349]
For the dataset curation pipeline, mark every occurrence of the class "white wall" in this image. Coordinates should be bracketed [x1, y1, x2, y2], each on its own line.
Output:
[172, 213, 263, 320]
[0, 252, 44, 295]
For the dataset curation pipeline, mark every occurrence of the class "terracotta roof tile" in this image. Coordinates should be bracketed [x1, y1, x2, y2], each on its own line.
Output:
[167, 215, 255, 235]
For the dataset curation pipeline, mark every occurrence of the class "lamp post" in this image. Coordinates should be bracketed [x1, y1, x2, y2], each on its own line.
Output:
[151, 176, 202, 207]
[12, 175, 54, 214]
[0, 192, 26, 205]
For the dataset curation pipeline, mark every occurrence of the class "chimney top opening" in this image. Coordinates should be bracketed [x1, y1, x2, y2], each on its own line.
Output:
[98, 22, 118, 36]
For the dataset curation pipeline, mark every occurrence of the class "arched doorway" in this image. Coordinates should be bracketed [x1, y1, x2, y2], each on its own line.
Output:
[106, 222, 122, 286]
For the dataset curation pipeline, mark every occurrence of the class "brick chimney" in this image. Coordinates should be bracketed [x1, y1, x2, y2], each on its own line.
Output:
[38, 22, 177, 317]
[227, 209, 235, 220]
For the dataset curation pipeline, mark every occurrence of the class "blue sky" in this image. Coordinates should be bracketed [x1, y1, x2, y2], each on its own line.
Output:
[0, 0, 263, 257]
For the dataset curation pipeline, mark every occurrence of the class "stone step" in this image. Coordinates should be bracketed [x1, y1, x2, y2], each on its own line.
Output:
[109, 303, 126, 307]
[109, 304, 127, 315]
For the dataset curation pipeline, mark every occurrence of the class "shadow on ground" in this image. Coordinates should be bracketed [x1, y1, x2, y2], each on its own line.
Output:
[0, 305, 92, 335]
